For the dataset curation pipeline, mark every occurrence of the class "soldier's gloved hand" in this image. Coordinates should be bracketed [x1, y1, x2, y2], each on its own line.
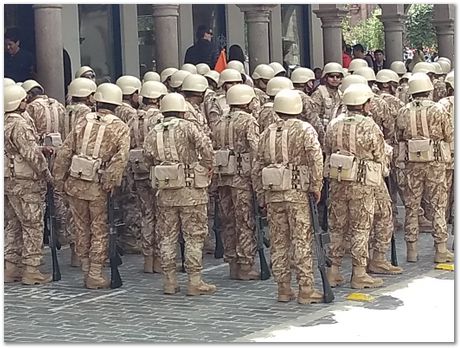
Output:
[41, 146, 55, 157]
[311, 191, 321, 204]
[102, 182, 114, 193]
[44, 169, 54, 186]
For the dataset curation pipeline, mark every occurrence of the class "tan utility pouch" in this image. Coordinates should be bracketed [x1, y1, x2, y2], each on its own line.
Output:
[237, 152, 251, 176]
[329, 153, 358, 182]
[8, 154, 37, 179]
[192, 163, 210, 188]
[214, 150, 236, 175]
[70, 155, 102, 181]
[262, 164, 292, 191]
[154, 163, 186, 189]
[407, 139, 434, 162]
[129, 148, 149, 175]
[363, 161, 383, 187]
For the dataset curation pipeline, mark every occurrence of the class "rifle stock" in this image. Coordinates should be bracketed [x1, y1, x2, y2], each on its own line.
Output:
[108, 193, 123, 289]
[179, 231, 186, 273]
[385, 177, 399, 267]
[213, 195, 224, 259]
[252, 192, 271, 281]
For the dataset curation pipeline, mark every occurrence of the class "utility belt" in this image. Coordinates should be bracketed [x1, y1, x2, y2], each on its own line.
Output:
[150, 162, 210, 190]
[213, 149, 251, 177]
[4, 152, 38, 179]
[261, 163, 309, 192]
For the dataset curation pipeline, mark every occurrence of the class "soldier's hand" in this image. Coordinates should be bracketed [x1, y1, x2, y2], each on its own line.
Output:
[311, 191, 321, 204]
[41, 146, 55, 157]
[207, 168, 214, 178]
[102, 182, 113, 193]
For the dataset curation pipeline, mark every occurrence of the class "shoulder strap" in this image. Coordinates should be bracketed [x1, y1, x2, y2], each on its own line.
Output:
[92, 123, 107, 159]
[156, 120, 180, 162]
[131, 117, 141, 148]
[337, 121, 356, 154]
[156, 127, 166, 162]
[80, 119, 95, 156]
[268, 125, 289, 164]
[409, 108, 418, 138]
[49, 100, 60, 133]
[420, 107, 430, 138]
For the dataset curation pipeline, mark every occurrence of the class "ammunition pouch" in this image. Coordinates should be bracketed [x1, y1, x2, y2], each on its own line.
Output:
[214, 149, 237, 176]
[407, 138, 435, 163]
[328, 153, 358, 182]
[262, 164, 292, 191]
[69, 155, 102, 182]
[4, 154, 37, 179]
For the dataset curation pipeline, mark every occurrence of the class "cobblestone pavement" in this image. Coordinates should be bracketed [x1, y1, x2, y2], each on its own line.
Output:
[4, 209, 455, 343]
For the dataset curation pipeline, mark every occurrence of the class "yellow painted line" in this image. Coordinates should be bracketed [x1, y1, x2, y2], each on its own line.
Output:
[346, 292, 375, 302]
[435, 263, 454, 271]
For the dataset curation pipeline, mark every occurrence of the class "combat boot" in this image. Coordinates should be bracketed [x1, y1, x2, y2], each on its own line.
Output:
[368, 252, 403, 275]
[4, 261, 22, 283]
[143, 255, 154, 273]
[277, 282, 296, 302]
[163, 271, 180, 295]
[237, 264, 260, 280]
[229, 262, 240, 280]
[70, 243, 81, 267]
[406, 242, 418, 262]
[186, 273, 217, 296]
[153, 256, 162, 273]
[85, 263, 110, 289]
[21, 265, 52, 285]
[297, 285, 323, 304]
[434, 243, 454, 263]
[327, 265, 344, 287]
[81, 258, 90, 284]
[351, 266, 384, 289]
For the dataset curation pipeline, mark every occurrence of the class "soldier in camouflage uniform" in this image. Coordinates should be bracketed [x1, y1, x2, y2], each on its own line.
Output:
[160, 67, 178, 92]
[53, 83, 130, 289]
[251, 64, 275, 107]
[144, 93, 216, 296]
[269, 62, 287, 77]
[139, 80, 167, 131]
[181, 74, 211, 136]
[396, 73, 411, 105]
[325, 84, 387, 289]
[431, 62, 448, 102]
[212, 84, 260, 280]
[396, 73, 454, 263]
[253, 89, 324, 304]
[169, 70, 192, 94]
[115, 76, 143, 254]
[4, 85, 54, 285]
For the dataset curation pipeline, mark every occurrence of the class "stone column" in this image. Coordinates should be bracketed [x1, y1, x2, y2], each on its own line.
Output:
[433, 20, 455, 63]
[379, 14, 406, 64]
[152, 5, 179, 72]
[237, 5, 276, 73]
[313, 5, 347, 65]
[33, 4, 65, 103]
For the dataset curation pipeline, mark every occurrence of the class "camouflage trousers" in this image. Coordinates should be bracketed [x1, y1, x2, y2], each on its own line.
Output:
[328, 181, 375, 267]
[156, 204, 208, 274]
[267, 201, 314, 287]
[403, 163, 448, 244]
[134, 179, 159, 258]
[397, 167, 428, 219]
[54, 191, 73, 247]
[5, 192, 46, 267]
[446, 169, 454, 224]
[67, 195, 108, 265]
[116, 176, 141, 253]
[369, 184, 393, 254]
[388, 168, 402, 221]
[218, 186, 257, 266]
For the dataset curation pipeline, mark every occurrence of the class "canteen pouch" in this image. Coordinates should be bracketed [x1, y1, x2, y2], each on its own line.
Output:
[214, 149, 237, 175]
[43, 133, 63, 147]
[407, 139, 434, 162]
[329, 153, 358, 182]
[154, 163, 186, 189]
[262, 164, 292, 191]
[192, 163, 210, 188]
[70, 155, 102, 181]
[237, 153, 251, 176]
[6, 155, 37, 179]
[129, 148, 150, 179]
[363, 161, 383, 187]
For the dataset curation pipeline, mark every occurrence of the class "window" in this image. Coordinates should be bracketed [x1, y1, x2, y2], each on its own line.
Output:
[137, 5, 157, 75]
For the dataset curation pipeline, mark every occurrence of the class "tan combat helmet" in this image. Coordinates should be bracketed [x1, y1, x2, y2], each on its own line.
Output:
[4, 78, 15, 87]
[226, 84, 256, 105]
[400, 72, 412, 83]
[348, 59, 368, 73]
[22, 79, 44, 93]
[204, 70, 220, 85]
[75, 66, 96, 80]
[181, 63, 197, 74]
[412, 62, 436, 75]
[376, 69, 400, 84]
[94, 83, 123, 106]
[437, 57, 452, 65]
[160, 93, 187, 113]
[437, 60, 451, 74]
[218, 68, 243, 87]
[160, 67, 178, 83]
[227, 60, 245, 74]
[290, 67, 315, 84]
[68, 78, 97, 97]
[269, 62, 286, 76]
[196, 63, 211, 75]
[266, 76, 294, 97]
[353, 67, 376, 82]
[408, 72, 434, 95]
[322, 62, 344, 77]
[339, 75, 367, 93]
[182, 74, 209, 93]
[4, 85, 27, 112]
[342, 84, 374, 106]
[169, 70, 192, 89]
[116, 75, 142, 95]
[252, 64, 275, 81]
[445, 71, 454, 89]
[431, 62, 443, 76]
[143, 71, 161, 83]
[140, 81, 168, 99]
[390, 61, 407, 75]
[273, 89, 303, 115]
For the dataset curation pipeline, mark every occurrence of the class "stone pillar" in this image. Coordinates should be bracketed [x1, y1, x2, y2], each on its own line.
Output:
[379, 14, 406, 64]
[237, 5, 276, 73]
[152, 5, 179, 72]
[33, 4, 65, 103]
[313, 5, 347, 65]
[433, 20, 455, 63]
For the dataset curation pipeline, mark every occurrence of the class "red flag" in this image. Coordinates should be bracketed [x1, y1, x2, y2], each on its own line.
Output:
[214, 49, 227, 73]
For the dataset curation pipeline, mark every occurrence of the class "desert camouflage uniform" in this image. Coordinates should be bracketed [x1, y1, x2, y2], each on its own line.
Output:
[205, 90, 228, 133]
[4, 112, 50, 268]
[396, 98, 453, 244]
[253, 118, 323, 288]
[433, 78, 447, 102]
[63, 103, 92, 140]
[310, 85, 343, 128]
[254, 88, 270, 107]
[53, 110, 130, 266]
[212, 109, 260, 271]
[396, 83, 410, 105]
[256, 101, 280, 133]
[297, 90, 325, 146]
[143, 117, 214, 275]
[185, 100, 211, 136]
[324, 111, 386, 267]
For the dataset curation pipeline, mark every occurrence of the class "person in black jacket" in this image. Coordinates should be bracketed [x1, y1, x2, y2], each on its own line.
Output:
[184, 25, 216, 68]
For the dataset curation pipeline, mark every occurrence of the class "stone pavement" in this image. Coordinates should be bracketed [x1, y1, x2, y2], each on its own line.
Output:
[4, 216, 454, 343]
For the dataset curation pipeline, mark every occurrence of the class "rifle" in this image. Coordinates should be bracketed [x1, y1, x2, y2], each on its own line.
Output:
[384, 177, 398, 267]
[107, 192, 123, 289]
[308, 193, 334, 304]
[179, 231, 186, 273]
[44, 154, 61, 282]
[252, 192, 271, 281]
[213, 194, 224, 259]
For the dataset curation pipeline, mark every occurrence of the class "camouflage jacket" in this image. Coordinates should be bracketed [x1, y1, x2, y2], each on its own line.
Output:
[438, 96, 454, 169]
[297, 90, 325, 146]
[115, 102, 137, 123]
[256, 102, 280, 133]
[433, 78, 447, 102]
[311, 85, 343, 127]
[185, 100, 211, 137]
[63, 103, 92, 141]
[369, 93, 395, 144]
[26, 95, 66, 142]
